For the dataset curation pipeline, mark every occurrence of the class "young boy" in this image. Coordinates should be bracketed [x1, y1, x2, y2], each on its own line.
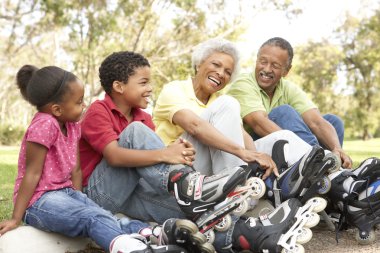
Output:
[79, 51, 247, 223]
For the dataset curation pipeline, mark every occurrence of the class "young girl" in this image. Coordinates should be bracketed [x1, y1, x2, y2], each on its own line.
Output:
[0, 65, 205, 253]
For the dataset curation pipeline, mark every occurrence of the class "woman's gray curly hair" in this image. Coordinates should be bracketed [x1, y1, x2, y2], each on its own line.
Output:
[191, 38, 240, 81]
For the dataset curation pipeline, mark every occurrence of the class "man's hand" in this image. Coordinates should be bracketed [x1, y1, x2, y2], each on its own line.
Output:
[238, 150, 279, 180]
[332, 147, 352, 169]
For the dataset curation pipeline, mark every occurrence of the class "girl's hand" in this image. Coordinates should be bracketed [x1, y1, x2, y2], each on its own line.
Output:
[0, 219, 21, 236]
[164, 138, 196, 166]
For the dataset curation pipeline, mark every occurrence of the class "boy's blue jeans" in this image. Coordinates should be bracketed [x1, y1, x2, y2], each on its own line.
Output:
[255, 105, 344, 147]
[84, 121, 237, 250]
[24, 187, 148, 250]
[84, 122, 185, 223]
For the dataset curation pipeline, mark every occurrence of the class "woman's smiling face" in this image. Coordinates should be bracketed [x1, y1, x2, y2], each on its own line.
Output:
[195, 51, 235, 95]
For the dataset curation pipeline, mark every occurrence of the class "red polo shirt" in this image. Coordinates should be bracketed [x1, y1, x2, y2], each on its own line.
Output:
[79, 94, 155, 186]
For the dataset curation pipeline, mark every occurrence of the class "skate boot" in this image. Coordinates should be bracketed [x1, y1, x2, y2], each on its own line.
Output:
[109, 233, 188, 253]
[266, 144, 339, 205]
[231, 197, 327, 253]
[352, 157, 380, 182]
[159, 218, 215, 253]
[345, 180, 380, 245]
[168, 165, 266, 242]
[327, 168, 380, 245]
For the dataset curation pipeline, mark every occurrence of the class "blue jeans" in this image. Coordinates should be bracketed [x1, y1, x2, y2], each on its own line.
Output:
[85, 122, 185, 224]
[257, 105, 344, 148]
[24, 188, 148, 250]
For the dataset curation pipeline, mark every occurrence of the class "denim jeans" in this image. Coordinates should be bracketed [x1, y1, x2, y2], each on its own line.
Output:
[24, 188, 148, 250]
[84, 122, 185, 224]
[262, 105, 344, 148]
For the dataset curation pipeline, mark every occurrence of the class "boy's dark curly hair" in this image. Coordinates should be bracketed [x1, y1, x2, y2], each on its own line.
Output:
[99, 51, 150, 94]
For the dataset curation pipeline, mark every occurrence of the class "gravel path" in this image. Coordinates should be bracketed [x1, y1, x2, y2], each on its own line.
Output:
[304, 227, 380, 253]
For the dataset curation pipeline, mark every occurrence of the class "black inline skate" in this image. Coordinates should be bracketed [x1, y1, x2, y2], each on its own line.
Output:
[327, 163, 380, 245]
[254, 142, 341, 206]
[231, 197, 327, 253]
[168, 165, 266, 243]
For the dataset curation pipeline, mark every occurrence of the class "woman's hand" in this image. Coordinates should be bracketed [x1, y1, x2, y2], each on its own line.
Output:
[0, 218, 21, 236]
[239, 150, 279, 180]
[164, 138, 196, 166]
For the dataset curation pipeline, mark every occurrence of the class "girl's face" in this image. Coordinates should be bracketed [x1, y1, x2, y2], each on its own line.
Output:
[121, 66, 152, 109]
[59, 80, 86, 122]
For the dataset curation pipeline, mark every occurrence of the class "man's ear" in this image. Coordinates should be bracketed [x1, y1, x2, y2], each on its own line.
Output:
[51, 104, 62, 117]
[282, 64, 292, 77]
[113, 81, 124, 94]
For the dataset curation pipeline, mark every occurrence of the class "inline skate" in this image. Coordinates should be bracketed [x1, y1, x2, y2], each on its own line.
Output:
[327, 165, 380, 245]
[253, 142, 340, 206]
[231, 197, 327, 253]
[168, 165, 266, 243]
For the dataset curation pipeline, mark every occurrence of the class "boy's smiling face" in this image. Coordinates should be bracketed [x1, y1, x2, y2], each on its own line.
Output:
[120, 66, 152, 109]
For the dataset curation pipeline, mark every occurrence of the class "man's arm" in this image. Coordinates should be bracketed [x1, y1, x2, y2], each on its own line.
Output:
[243, 110, 282, 137]
[302, 109, 352, 168]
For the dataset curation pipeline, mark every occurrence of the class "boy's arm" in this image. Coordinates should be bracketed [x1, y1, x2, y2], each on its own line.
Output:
[102, 140, 195, 167]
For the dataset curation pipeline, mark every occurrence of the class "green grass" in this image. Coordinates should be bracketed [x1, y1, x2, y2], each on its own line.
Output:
[0, 146, 19, 221]
[0, 139, 380, 221]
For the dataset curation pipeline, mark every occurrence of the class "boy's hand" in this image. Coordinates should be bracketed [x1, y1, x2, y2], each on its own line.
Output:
[0, 219, 21, 236]
[165, 138, 196, 166]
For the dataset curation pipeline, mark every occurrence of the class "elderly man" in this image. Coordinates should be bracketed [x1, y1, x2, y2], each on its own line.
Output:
[228, 37, 352, 168]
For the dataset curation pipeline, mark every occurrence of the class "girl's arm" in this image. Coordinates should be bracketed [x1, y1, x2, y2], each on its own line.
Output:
[0, 142, 46, 236]
[71, 146, 82, 191]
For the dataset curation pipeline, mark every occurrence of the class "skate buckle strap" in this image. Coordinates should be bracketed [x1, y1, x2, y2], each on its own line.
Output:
[171, 171, 184, 183]
[193, 175, 205, 200]
[274, 187, 282, 208]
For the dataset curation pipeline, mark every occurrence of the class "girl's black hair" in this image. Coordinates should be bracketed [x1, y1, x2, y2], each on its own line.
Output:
[16, 65, 77, 109]
[99, 51, 150, 94]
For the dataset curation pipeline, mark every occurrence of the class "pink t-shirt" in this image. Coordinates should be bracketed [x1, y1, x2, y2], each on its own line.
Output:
[13, 112, 81, 207]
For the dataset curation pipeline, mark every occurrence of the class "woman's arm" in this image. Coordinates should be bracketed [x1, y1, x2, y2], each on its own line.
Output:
[172, 109, 278, 178]
[0, 142, 46, 236]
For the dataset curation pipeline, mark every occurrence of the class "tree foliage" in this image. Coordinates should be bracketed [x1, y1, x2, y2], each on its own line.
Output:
[336, 11, 380, 139]
[0, 0, 295, 134]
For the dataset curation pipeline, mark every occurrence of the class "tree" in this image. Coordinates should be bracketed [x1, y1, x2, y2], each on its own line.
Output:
[290, 40, 345, 116]
[0, 0, 297, 136]
[337, 11, 380, 139]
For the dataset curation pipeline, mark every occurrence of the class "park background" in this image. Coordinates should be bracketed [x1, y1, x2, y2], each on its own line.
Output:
[1, 0, 380, 238]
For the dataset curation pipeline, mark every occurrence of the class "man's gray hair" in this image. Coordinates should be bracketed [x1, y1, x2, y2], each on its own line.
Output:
[192, 38, 240, 81]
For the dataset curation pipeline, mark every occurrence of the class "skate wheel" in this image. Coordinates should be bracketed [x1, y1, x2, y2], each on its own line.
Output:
[204, 230, 215, 244]
[246, 177, 266, 199]
[296, 227, 313, 244]
[175, 219, 198, 234]
[281, 244, 305, 253]
[324, 152, 341, 174]
[199, 242, 216, 253]
[191, 231, 207, 244]
[304, 212, 320, 228]
[317, 176, 331, 195]
[307, 197, 327, 213]
[214, 214, 232, 232]
[355, 228, 376, 245]
[233, 199, 249, 216]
